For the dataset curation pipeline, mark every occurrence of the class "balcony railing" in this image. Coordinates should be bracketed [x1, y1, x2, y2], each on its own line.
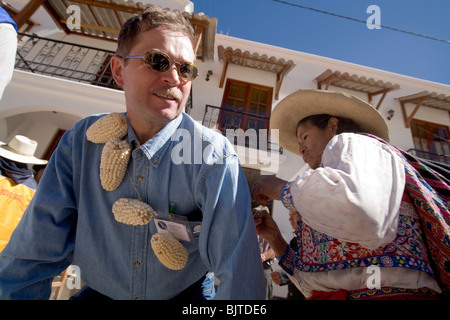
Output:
[13, 33, 199, 112]
[202, 104, 283, 154]
[406, 148, 450, 165]
[14, 32, 120, 90]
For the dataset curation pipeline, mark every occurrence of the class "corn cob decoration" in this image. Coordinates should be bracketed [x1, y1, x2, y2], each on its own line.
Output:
[88, 112, 188, 270]
[112, 198, 154, 226]
[100, 138, 131, 191]
[86, 112, 128, 143]
[151, 233, 188, 270]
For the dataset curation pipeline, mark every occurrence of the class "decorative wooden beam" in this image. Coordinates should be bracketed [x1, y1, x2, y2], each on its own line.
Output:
[192, 26, 203, 59]
[43, 1, 71, 34]
[275, 63, 290, 100]
[400, 96, 427, 128]
[219, 52, 229, 88]
[13, 0, 46, 30]
[374, 90, 387, 110]
[86, 2, 107, 38]
[217, 46, 294, 99]
[275, 73, 284, 100]
[315, 69, 400, 110]
[189, 19, 209, 60]
[59, 19, 120, 34]
[368, 88, 390, 110]
[62, 0, 140, 13]
[317, 74, 336, 90]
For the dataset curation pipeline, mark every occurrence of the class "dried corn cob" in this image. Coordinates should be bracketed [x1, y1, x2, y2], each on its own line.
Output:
[86, 113, 128, 143]
[100, 138, 130, 191]
[112, 198, 154, 226]
[151, 233, 188, 270]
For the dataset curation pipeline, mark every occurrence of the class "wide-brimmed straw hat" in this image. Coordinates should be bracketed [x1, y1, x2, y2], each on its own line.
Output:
[0, 135, 48, 165]
[270, 89, 390, 156]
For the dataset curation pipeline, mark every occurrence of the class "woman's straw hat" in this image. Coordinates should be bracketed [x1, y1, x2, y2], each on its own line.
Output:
[0, 135, 48, 165]
[270, 89, 390, 156]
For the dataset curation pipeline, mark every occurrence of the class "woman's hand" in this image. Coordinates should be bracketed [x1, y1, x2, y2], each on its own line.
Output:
[270, 271, 283, 285]
[251, 175, 287, 205]
[253, 209, 289, 257]
[253, 209, 280, 240]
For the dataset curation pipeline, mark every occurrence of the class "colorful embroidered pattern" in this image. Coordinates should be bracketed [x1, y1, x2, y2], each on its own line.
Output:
[290, 207, 433, 275]
[367, 134, 450, 295]
[279, 134, 450, 295]
[279, 185, 434, 277]
[281, 181, 295, 211]
[347, 286, 439, 300]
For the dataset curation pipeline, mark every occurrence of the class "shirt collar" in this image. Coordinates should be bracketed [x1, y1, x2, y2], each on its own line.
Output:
[126, 113, 183, 167]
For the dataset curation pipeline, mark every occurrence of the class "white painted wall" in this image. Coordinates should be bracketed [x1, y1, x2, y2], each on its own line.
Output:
[0, 70, 125, 158]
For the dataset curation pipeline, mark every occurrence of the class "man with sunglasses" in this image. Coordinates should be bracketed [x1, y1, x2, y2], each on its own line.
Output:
[0, 6, 265, 300]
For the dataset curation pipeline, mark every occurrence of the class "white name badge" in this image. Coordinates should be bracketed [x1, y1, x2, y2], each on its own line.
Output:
[154, 214, 193, 242]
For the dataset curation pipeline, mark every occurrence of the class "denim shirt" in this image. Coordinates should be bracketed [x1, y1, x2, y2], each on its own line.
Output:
[0, 112, 265, 300]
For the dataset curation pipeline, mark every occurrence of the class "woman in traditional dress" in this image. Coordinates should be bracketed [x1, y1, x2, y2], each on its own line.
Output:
[252, 89, 448, 300]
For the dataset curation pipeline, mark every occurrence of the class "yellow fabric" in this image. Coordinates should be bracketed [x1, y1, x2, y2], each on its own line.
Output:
[0, 175, 35, 252]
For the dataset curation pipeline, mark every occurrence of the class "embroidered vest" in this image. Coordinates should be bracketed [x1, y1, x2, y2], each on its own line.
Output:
[281, 134, 449, 295]
[292, 191, 435, 276]
[367, 134, 450, 295]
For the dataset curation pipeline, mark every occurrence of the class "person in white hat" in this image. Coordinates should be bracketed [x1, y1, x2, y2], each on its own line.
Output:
[252, 89, 447, 300]
[0, 135, 47, 252]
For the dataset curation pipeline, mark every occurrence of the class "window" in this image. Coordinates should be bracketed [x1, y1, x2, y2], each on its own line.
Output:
[218, 79, 273, 149]
[410, 120, 450, 164]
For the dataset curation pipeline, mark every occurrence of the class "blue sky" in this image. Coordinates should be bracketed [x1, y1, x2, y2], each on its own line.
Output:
[192, 0, 450, 85]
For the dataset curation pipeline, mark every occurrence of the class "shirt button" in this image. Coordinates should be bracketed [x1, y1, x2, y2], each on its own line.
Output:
[134, 261, 140, 268]
[153, 158, 158, 164]
[137, 175, 143, 182]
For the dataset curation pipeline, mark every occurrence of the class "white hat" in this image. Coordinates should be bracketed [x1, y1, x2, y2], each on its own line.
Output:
[270, 89, 390, 156]
[0, 135, 48, 165]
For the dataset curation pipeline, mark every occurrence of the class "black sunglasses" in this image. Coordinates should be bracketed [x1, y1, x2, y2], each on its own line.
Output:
[122, 50, 199, 81]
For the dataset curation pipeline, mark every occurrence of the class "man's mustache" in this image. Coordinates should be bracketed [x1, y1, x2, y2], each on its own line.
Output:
[150, 88, 183, 102]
